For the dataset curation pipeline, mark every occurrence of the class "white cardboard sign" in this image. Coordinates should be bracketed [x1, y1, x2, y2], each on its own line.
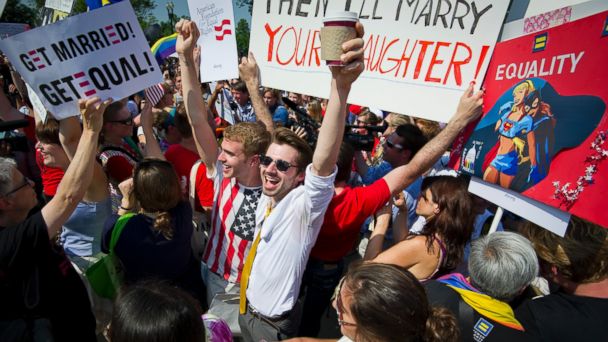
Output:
[250, 0, 510, 122]
[44, 0, 74, 14]
[187, 0, 239, 82]
[0, 1, 162, 119]
[469, 177, 571, 237]
[0, 0, 7, 19]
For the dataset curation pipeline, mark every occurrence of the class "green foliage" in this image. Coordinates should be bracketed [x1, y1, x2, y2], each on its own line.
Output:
[0, 0, 38, 27]
[235, 18, 250, 58]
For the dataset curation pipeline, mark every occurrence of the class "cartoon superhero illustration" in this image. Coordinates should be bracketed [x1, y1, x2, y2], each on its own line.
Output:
[483, 80, 540, 188]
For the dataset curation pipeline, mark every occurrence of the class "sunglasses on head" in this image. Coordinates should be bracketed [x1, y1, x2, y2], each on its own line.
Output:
[259, 154, 296, 172]
[384, 139, 404, 150]
[335, 278, 357, 327]
[110, 117, 133, 125]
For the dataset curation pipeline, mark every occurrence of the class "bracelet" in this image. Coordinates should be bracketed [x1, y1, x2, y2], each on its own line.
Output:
[119, 205, 132, 211]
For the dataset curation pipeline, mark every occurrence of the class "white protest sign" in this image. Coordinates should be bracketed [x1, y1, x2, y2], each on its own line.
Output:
[187, 0, 239, 82]
[0, 1, 162, 119]
[45, 0, 74, 14]
[250, 0, 510, 122]
[469, 177, 571, 237]
[26, 83, 48, 123]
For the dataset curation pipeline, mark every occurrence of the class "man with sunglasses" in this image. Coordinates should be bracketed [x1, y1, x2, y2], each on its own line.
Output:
[176, 20, 273, 306]
[0, 97, 111, 340]
[234, 22, 368, 341]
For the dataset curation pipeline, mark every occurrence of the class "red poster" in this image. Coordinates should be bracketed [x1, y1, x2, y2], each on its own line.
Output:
[455, 11, 608, 228]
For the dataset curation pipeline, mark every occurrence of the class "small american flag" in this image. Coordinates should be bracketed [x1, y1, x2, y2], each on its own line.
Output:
[145, 83, 165, 107]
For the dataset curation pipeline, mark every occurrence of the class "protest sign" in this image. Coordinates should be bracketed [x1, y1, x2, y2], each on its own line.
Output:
[45, 0, 74, 13]
[41, 7, 70, 26]
[454, 10, 608, 228]
[187, 0, 239, 82]
[0, 1, 162, 119]
[468, 178, 571, 236]
[249, 0, 509, 122]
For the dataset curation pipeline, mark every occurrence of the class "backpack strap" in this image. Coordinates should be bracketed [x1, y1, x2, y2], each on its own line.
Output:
[109, 213, 136, 253]
[189, 160, 203, 210]
[458, 292, 476, 342]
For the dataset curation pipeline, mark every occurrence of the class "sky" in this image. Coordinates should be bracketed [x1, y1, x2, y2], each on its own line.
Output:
[151, 0, 252, 25]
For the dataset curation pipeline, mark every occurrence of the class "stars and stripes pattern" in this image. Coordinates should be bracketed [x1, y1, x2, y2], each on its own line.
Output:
[202, 175, 262, 284]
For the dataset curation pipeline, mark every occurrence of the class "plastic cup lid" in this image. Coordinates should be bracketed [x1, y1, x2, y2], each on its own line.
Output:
[323, 11, 358, 23]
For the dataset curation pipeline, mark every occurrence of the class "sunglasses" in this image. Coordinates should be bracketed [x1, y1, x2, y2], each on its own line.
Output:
[259, 154, 296, 172]
[384, 139, 404, 150]
[109, 117, 133, 125]
[335, 278, 357, 327]
[3, 177, 32, 197]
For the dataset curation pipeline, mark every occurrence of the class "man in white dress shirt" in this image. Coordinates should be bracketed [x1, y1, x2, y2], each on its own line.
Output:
[237, 23, 367, 341]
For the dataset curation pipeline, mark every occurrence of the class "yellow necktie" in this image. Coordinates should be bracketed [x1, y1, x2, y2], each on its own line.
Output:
[239, 204, 272, 314]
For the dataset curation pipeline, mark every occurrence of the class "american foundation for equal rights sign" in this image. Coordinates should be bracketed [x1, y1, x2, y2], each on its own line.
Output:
[249, 0, 510, 122]
[0, 1, 162, 119]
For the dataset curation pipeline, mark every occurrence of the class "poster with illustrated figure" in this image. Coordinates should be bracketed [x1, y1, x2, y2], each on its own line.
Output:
[454, 10, 608, 228]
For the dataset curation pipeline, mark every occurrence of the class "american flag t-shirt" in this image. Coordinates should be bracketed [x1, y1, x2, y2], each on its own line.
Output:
[202, 165, 262, 283]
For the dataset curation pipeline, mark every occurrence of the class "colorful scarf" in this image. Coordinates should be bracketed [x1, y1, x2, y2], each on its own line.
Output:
[437, 273, 524, 331]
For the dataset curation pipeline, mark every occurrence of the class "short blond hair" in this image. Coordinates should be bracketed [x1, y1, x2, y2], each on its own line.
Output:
[223, 122, 271, 157]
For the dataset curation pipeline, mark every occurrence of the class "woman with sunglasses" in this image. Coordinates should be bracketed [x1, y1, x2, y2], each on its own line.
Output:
[365, 176, 474, 282]
[286, 263, 459, 342]
[99, 100, 143, 212]
[101, 106, 204, 304]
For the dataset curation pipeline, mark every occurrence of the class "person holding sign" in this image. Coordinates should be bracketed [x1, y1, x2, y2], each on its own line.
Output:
[0, 97, 111, 341]
[175, 19, 272, 306]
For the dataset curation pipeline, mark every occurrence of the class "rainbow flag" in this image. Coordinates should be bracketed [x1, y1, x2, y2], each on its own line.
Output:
[151, 33, 178, 66]
[85, 0, 122, 11]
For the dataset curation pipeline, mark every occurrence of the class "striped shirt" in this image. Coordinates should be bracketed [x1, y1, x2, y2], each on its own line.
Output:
[202, 161, 262, 283]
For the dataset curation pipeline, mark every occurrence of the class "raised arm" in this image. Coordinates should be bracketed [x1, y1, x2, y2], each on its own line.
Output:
[239, 52, 273, 132]
[312, 23, 365, 176]
[382, 83, 484, 195]
[0, 87, 24, 122]
[42, 97, 111, 237]
[139, 99, 164, 160]
[175, 19, 218, 171]
[59, 115, 109, 202]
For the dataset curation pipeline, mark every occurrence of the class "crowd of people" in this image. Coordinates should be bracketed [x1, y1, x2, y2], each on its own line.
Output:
[0, 19, 607, 342]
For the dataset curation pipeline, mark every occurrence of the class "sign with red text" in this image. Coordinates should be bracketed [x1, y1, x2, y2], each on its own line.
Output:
[0, 1, 162, 119]
[250, 0, 510, 122]
[455, 11, 608, 228]
[187, 0, 239, 82]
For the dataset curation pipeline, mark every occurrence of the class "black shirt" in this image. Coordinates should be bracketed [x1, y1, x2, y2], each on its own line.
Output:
[516, 291, 608, 341]
[0, 212, 96, 341]
[425, 280, 535, 342]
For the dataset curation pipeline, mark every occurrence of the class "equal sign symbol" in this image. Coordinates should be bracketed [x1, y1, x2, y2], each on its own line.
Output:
[28, 50, 46, 69]
[105, 25, 121, 45]
[74, 71, 97, 97]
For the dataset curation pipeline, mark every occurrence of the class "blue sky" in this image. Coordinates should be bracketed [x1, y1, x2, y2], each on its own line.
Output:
[151, 0, 252, 25]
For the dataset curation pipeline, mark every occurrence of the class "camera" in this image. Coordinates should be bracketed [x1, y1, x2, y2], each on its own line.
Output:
[344, 122, 387, 151]
[0, 119, 31, 153]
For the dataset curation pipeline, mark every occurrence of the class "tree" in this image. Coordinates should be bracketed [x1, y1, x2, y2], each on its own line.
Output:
[0, 0, 38, 27]
[236, 0, 253, 14]
[235, 18, 250, 58]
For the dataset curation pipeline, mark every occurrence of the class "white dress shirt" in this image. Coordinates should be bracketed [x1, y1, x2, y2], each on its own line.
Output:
[246, 164, 337, 317]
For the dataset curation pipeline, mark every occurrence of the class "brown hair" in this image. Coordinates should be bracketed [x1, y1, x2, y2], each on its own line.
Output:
[173, 104, 192, 138]
[35, 117, 61, 145]
[418, 176, 474, 272]
[133, 159, 181, 240]
[520, 216, 608, 283]
[336, 142, 354, 183]
[307, 100, 323, 123]
[223, 122, 271, 157]
[343, 262, 459, 342]
[103, 101, 127, 123]
[271, 127, 313, 172]
[414, 118, 442, 140]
